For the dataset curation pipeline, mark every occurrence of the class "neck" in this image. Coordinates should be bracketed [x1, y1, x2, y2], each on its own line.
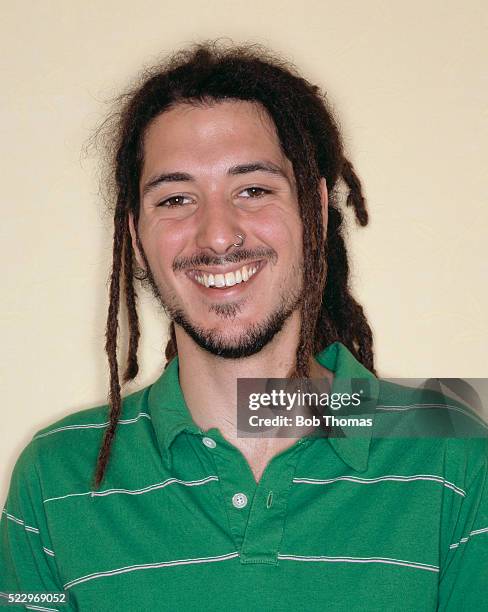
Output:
[175, 311, 333, 482]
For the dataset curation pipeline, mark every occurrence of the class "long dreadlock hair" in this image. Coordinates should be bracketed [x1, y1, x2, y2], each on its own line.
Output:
[93, 41, 375, 489]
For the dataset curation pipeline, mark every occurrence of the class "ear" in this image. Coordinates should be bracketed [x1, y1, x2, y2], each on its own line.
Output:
[128, 212, 146, 270]
[319, 178, 328, 234]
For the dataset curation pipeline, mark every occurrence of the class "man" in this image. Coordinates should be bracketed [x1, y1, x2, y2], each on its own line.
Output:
[1, 43, 486, 611]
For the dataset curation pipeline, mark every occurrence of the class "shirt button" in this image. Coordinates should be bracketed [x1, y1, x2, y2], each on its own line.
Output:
[202, 437, 216, 449]
[232, 493, 248, 509]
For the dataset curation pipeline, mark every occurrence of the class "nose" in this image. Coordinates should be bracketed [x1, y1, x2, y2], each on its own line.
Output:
[195, 196, 242, 255]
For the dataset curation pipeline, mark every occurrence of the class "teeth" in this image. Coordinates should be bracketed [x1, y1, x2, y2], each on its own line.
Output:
[224, 272, 236, 286]
[192, 262, 260, 288]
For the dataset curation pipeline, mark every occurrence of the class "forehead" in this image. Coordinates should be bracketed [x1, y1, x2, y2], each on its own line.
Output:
[141, 100, 290, 178]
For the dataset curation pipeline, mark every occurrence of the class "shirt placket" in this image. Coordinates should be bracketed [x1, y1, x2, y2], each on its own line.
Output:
[196, 429, 257, 551]
[196, 428, 309, 565]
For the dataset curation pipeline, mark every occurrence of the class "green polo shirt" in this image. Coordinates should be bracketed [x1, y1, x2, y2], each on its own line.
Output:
[1, 342, 487, 611]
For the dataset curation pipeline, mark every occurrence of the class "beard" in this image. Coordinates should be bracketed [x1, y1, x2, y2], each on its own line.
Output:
[137, 241, 303, 359]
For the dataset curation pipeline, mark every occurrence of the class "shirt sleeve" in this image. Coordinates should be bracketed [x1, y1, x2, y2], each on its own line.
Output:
[437, 438, 488, 610]
[0, 441, 72, 611]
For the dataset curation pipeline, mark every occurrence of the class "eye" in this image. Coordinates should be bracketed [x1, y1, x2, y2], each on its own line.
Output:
[157, 195, 193, 208]
[238, 186, 272, 198]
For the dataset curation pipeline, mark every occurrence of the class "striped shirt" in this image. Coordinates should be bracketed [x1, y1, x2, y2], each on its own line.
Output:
[1, 342, 487, 611]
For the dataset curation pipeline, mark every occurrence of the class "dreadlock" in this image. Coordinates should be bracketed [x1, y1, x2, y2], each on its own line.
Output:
[92, 40, 375, 489]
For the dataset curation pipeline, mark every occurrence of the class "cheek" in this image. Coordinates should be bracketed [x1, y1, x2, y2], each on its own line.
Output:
[139, 220, 188, 275]
[253, 209, 302, 254]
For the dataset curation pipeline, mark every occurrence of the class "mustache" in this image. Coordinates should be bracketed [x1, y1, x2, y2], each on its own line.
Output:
[173, 246, 277, 272]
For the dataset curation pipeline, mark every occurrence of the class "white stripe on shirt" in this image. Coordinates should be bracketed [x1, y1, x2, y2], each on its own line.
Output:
[2, 509, 40, 533]
[293, 474, 466, 497]
[376, 403, 487, 429]
[64, 551, 240, 589]
[33, 412, 151, 440]
[2, 509, 55, 560]
[449, 526, 488, 549]
[43, 475, 219, 504]
[278, 553, 439, 573]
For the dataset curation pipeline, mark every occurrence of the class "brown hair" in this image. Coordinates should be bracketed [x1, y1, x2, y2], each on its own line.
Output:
[92, 41, 375, 489]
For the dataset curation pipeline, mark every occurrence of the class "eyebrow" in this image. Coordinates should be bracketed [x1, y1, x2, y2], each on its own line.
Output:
[141, 160, 288, 197]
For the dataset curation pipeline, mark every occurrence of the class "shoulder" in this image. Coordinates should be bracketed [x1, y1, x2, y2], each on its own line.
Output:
[375, 378, 488, 438]
[8, 384, 154, 497]
[373, 378, 487, 487]
[32, 384, 151, 445]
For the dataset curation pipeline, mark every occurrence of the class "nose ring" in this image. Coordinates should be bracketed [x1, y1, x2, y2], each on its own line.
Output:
[232, 234, 244, 246]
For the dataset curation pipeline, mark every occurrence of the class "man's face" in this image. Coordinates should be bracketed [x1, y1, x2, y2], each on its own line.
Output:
[130, 100, 327, 358]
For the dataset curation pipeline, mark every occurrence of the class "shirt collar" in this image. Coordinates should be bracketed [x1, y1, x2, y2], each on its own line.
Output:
[314, 342, 379, 472]
[148, 341, 379, 472]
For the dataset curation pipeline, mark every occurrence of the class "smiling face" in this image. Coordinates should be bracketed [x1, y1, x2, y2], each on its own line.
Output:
[130, 99, 327, 358]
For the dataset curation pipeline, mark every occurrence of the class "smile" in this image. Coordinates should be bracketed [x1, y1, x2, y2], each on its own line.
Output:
[186, 260, 265, 289]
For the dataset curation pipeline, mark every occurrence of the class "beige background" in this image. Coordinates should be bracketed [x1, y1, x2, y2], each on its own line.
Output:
[1, 1, 487, 503]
